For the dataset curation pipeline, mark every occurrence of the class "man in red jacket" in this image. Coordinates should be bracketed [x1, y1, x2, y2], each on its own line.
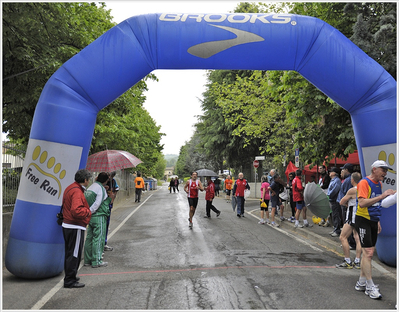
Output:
[204, 176, 221, 218]
[62, 169, 92, 288]
[233, 172, 250, 218]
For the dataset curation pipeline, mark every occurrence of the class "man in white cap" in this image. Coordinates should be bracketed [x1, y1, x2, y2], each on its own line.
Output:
[354, 160, 395, 299]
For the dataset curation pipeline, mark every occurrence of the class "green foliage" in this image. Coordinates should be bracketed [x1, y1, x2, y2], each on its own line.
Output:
[3, 2, 115, 143]
[181, 2, 395, 173]
[91, 78, 164, 177]
[3, 2, 166, 177]
[175, 144, 190, 178]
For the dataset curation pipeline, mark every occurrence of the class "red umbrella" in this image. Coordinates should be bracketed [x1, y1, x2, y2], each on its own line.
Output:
[86, 150, 142, 172]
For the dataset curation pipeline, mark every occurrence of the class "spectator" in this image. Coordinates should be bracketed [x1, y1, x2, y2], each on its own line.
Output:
[135, 172, 145, 202]
[337, 163, 354, 226]
[104, 171, 119, 252]
[318, 165, 331, 226]
[204, 176, 221, 218]
[336, 172, 362, 269]
[224, 175, 233, 203]
[62, 169, 92, 288]
[169, 177, 175, 193]
[259, 175, 270, 224]
[174, 176, 179, 192]
[268, 172, 285, 226]
[214, 177, 221, 197]
[293, 169, 310, 228]
[286, 172, 296, 223]
[233, 172, 250, 218]
[84, 172, 114, 268]
[327, 167, 342, 237]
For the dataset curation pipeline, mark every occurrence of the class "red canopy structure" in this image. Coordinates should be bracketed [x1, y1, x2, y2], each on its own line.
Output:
[285, 151, 360, 182]
[285, 161, 299, 180]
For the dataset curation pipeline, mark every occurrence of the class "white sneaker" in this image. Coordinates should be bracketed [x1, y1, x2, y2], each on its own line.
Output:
[303, 222, 313, 227]
[295, 223, 304, 228]
[266, 219, 271, 224]
[365, 285, 382, 299]
[355, 281, 366, 291]
[258, 220, 265, 224]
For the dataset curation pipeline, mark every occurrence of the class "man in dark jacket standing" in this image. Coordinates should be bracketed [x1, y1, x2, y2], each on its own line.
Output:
[62, 169, 92, 288]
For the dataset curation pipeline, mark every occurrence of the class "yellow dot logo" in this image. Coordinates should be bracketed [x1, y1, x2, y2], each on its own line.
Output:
[27, 145, 67, 198]
[378, 150, 396, 174]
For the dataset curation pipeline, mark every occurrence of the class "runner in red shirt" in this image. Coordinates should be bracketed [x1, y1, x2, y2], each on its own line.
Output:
[184, 171, 204, 229]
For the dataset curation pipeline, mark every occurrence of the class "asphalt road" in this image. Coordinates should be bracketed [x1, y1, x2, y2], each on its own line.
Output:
[2, 184, 397, 310]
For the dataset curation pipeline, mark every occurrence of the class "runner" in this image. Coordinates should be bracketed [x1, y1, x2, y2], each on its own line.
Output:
[184, 171, 204, 229]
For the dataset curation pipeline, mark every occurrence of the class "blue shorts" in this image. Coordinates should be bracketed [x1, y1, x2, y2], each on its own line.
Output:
[296, 201, 304, 210]
[271, 197, 281, 208]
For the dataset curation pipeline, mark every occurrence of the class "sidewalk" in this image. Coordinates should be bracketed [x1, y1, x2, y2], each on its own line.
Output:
[218, 195, 397, 278]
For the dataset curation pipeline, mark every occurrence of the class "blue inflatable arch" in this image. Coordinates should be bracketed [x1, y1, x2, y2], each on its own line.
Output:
[6, 13, 397, 278]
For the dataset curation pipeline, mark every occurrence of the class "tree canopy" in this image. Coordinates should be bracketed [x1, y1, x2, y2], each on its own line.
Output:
[178, 2, 396, 177]
[3, 2, 166, 178]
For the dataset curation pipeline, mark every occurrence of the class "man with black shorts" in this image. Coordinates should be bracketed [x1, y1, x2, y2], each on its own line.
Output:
[354, 160, 395, 299]
[184, 171, 204, 229]
[336, 172, 362, 269]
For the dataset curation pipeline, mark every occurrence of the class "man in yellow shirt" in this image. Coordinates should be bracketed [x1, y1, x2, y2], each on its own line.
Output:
[134, 172, 145, 202]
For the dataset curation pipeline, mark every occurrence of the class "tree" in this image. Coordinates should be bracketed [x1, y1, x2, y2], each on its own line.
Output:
[3, 2, 166, 177]
[3, 2, 115, 143]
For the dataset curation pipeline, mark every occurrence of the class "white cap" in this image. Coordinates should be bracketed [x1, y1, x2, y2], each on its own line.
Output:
[371, 160, 393, 170]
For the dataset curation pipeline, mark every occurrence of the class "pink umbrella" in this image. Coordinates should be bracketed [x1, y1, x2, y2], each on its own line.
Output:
[86, 150, 142, 172]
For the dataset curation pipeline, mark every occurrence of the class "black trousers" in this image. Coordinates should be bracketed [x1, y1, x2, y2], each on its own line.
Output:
[206, 200, 219, 217]
[136, 188, 143, 201]
[63, 227, 85, 287]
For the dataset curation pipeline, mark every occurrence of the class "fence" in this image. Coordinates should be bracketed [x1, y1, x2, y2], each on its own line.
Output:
[2, 143, 25, 212]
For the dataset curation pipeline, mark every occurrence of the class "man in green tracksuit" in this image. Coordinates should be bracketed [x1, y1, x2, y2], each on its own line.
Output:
[84, 172, 114, 268]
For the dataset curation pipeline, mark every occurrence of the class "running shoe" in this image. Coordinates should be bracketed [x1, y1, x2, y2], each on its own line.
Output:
[365, 285, 382, 299]
[217, 211, 221, 217]
[352, 261, 361, 269]
[104, 245, 113, 251]
[303, 222, 313, 227]
[280, 216, 286, 221]
[270, 222, 279, 227]
[355, 281, 366, 291]
[336, 260, 352, 269]
[258, 220, 265, 225]
[295, 223, 304, 228]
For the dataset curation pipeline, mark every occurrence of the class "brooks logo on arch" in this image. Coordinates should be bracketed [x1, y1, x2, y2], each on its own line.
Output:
[187, 25, 264, 59]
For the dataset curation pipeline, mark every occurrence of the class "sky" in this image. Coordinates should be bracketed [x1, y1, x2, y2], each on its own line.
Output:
[103, 1, 243, 155]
